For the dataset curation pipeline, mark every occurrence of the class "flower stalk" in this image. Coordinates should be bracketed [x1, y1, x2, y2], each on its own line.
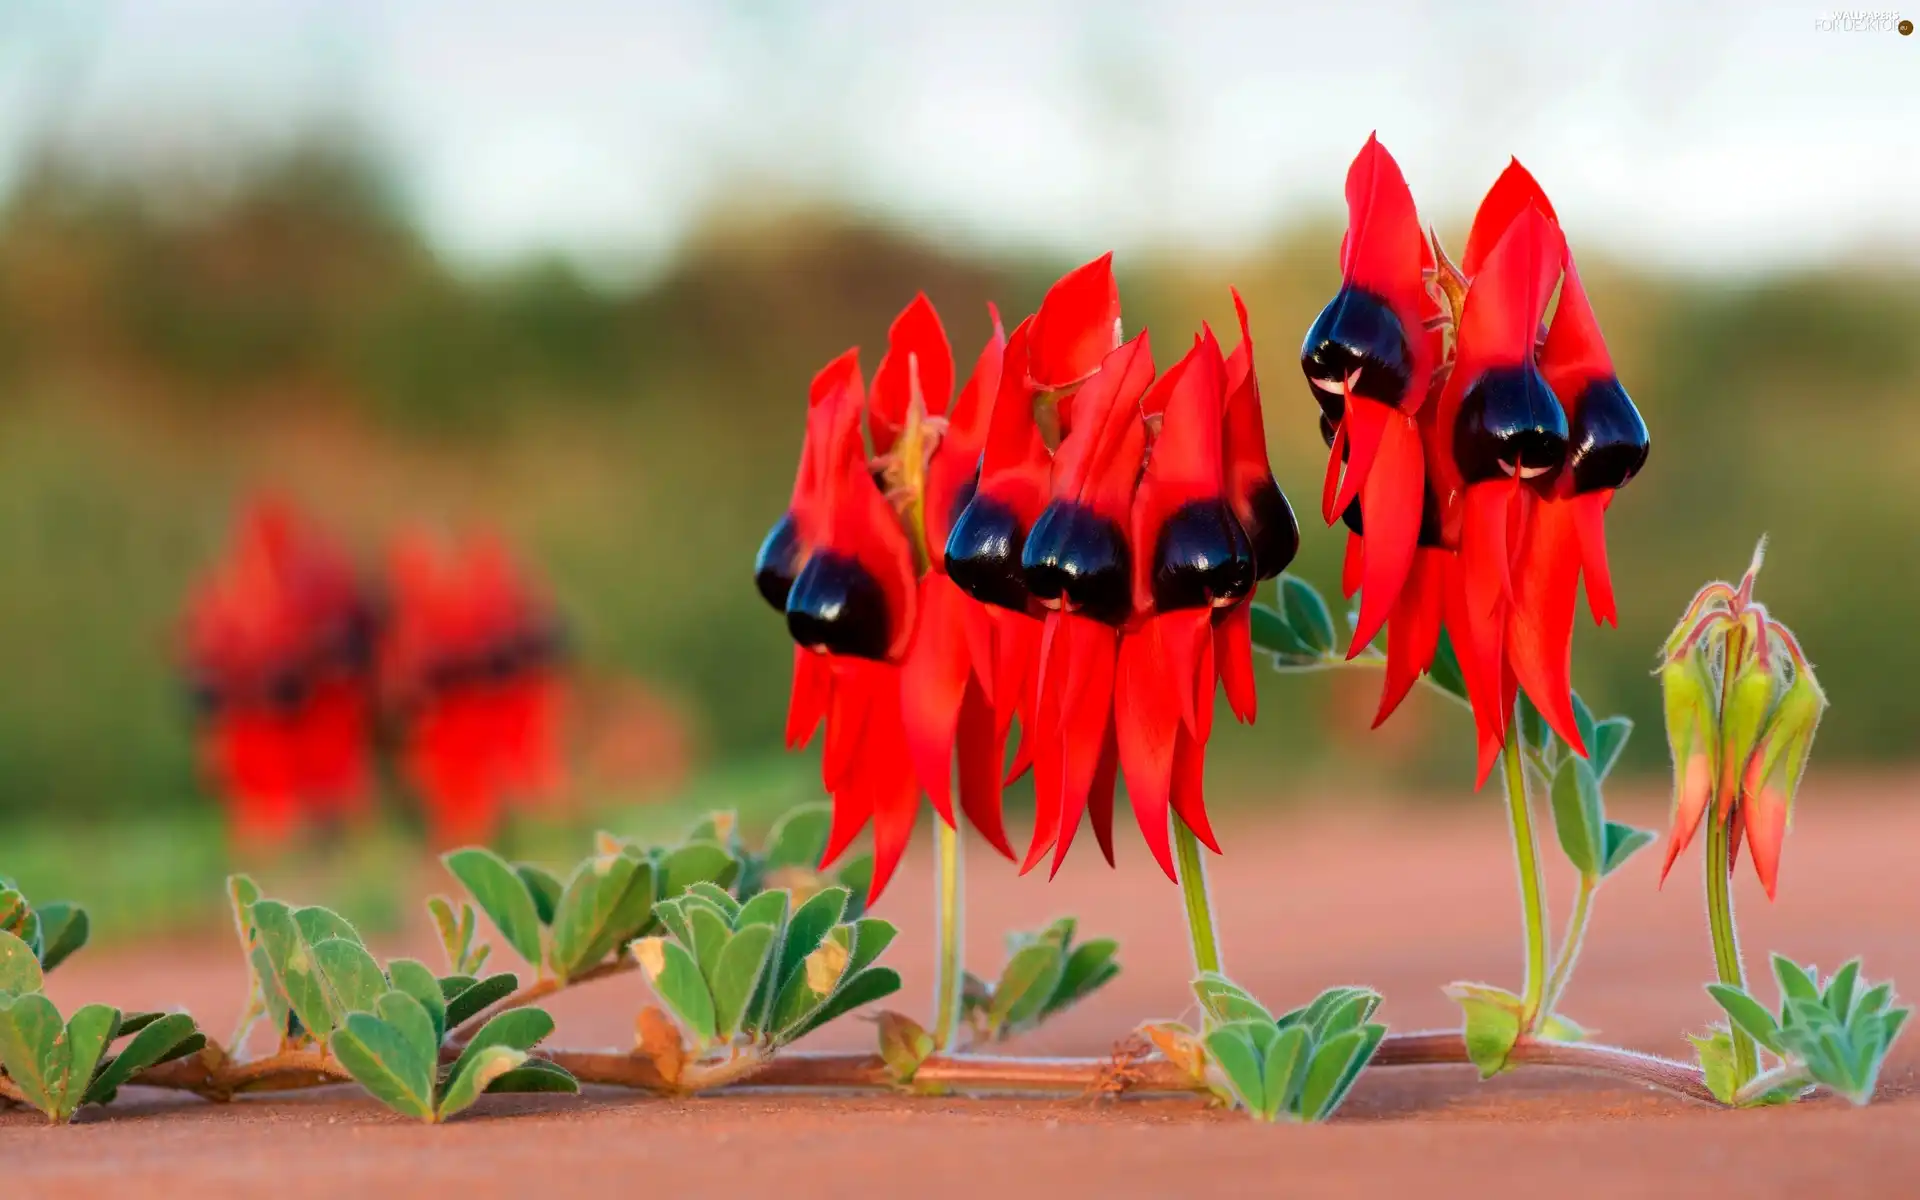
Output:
[931, 818, 966, 1050]
[1172, 814, 1222, 979]
[1501, 727, 1551, 1026]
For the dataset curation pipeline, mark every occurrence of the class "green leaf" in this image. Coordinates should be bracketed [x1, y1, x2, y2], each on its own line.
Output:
[1772, 955, 1821, 1005]
[763, 804, 834, 870]
[1707, 984, 1785, 1054]
[658, 842, 739, 900]
[251, 900, 341, 1043]
[61, 1004, 122, 1117]
[835, 857, 875, 908]
[375, 992, 440, 1070]
[1517, 692, 1550, 753]
[989, 941, 1067, 1036]
[550, 851, 643, 979]
[792, 967, 902, 1040]
[443, 848, 544, 967]
[1548, 755, 1605, 876]
[435, 1045, 527, 1121]
[0, 992, 67, 1117]
[1446, 983, 1523, 1079]
[1194, 973, 1275, 1026]
[516, 865, 564, 926]
[1570, 692, 1598, 759]
[1044, 938, 1120, 1016]
[486, 1057, 579, 1096]
[1600, 822, 1657, 876]
[710, 924, 777, 1040]
[687, 902, 736, 987]
[1688, 1029, 1740, 1104]
[1249, 602, 1316, 659]
[1823, 960, 1861, 1021]
[0, 927, 44, 996]
[1203, 1022, 1268, 1116]
[332, 1010, 436, 1122]
[685, 881, 743, 922]
[578, 857, 658, 968]
[387, 959, 448, 1046]
[0, 888, 38, 959]
[314, 938, 387, 1017]
[294, 905, 361, 947]
[734, 889, 790, 931]
[443, 972, 518, 1031]
[449, 1006, 556, 1088]
[33, 903, 88, 973]
[634, 937, 716, 1044]
[1261, 1024, 1311, 1120]
[1310, 989, 1381, 1042]
[843, 917, 897, 979]
[86, 1012, 201, 1105]
[777, 887, 849, 990]
[1281, 576, 1336, 656]
[1591, 716, 1633, 779]
[1300, 1023, 1386, 1122]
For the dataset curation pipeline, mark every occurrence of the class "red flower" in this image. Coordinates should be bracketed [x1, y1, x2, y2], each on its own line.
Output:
[384, 532, 567, 845]
[757, 298, 1016, 901]
[1304, 140, 1648, 780]
[178, 498, 376, 845]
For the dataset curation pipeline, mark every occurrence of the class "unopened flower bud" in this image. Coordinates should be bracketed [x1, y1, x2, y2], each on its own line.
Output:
[1658, 650, 1718, 882]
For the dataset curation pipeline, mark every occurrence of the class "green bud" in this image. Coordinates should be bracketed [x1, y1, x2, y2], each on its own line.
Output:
[1659, 651, 1718, 878]
[1718, 657, 1776, 797]
[1754, 666, 1825, 819]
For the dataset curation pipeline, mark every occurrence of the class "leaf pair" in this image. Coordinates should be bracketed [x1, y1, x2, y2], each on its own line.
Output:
[1705, 955, 1911, 1105]
[0, 878, 89, 974]
[329, 983, 576, 1123]
[1443, 982, 1585, 1080]
[635, 884, 899, 1059]
[1191, 977, 1386, 1123]
[0, 929, 203, 1123]
[963, 916, 1120, 1043]
[1249, 576, 1339, 667]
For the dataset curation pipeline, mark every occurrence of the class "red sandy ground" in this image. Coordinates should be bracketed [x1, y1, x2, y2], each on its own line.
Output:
[4, 779, 1918, 1198]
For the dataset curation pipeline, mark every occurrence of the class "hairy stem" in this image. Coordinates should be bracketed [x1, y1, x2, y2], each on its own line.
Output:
[931, 818, 965, 1051]
[1733, 1063, 1810, 1106]
[1501, 727, 1551, 1027]
[1539, 872, 1596, 1020]
[1173, 814, 1222, 979]
[1705, 814, 1757, 1089]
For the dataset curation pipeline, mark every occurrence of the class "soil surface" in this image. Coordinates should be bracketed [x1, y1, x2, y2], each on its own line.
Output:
[5, 778, 1918, 1198]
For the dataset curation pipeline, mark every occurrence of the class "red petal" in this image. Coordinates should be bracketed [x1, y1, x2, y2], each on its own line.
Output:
[861, 687, 922, 904]
[1170, 726, 1221, 854]
[786, 646, 831, 750]
[1087, 720, 1119, 869]
[1342, 528, 1364, 598]
[1048, 616, 1119, 877]
[1454, 206, 1565, 381]
[1656, 745, 1715, 886]
[1029, 253, 1121, 391]
[1374, 548, 1445, 727]
[1115, 625, 1178, 881]
[1571, 490, 1617, 626]
[1216, 602, 1257, 724]
[1049, 334, 1156, 521]
[1349, 408, 1424, 655]
[1328, 395, 1386, 522]
[1321, 420, 1348, 526]
[869, 293, 954, 455]
[955, 681, 1015, 860]
[1340, 134, 1431, 359]
[1508, 497, 1587, 756]
[899, 574, 970, 826]
[1462, 158, 1560, 279]
[1159, 609, 1216, 741]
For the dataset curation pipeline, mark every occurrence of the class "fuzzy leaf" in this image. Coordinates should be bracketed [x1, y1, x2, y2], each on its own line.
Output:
[1708, 984, 1785, 1054]
[634, 937, 716, 1045]
[251, 900, 340, 1043]
[658, 842, 739, 901]
[387, 960, 447, 1046]
[791, 967, 901, 1040]
[734, 889, 790, 931]
[1249, 601, 1316, 659]
[0, 991, 65, 1116]
[1823, 960, 1861, 1021]
[314, 938, 387, 1018]
[1446, 983, 1522, 1079]
[436, 1045, 526, 1121]
[515, 865, 564, 926]
[763, 804, 834, 870]
[0, 928, 44, 996]
[776, 887, 848, 990]
[1591, 716, 1633, 779]
[443, 848, 544, 967]
[989, 940, 1066, 1036]
[1194, 973, 1275, 1026]
[442, 972, 518, 1031]
[332, 1009, 436, 1121]
[1688, 1029, 1740, 1104]
[85, 1012, 200, 1105]
[1549, 755, 1605, 876]
[710, 924, 777, 1041]
[550, 851, 643, 979]
[1044, 938, 1120, 1017]
[1280, 576, 1336, 656]
[877, 1011, 935, 1083]
[1600, 822, 1656, 876]
[1300, 1023, 1385, 1122]
[684, 881, 743, 922]
[449, 1006, 555, 1089]
[33, 903, 88, 973]
[486, 1056, 579, 1096]
[1203, 1021, 1268, 1116]
[1772, 955, 1821, 1005]
[842, 917, 897, 978]
[1261, 1023, 1311, 1120]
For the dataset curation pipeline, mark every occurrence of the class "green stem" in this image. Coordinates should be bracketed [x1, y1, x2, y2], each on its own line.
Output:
[931, 818, 964, 1051]
[1501, 726, 1551, 1027]
[1173, 814, 1222, 979]
[1705, 814, 1757, 1088]
[1539, 872, 1595, 1019]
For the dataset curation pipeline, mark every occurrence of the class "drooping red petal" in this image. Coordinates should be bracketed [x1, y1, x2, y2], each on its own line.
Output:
[786, 646, 831, 749]
[1571, 490, 1618, 626]
[899, 574, 970, 827]
[1508, 497, 1587, 756]
[1656, 745, 1715, 886]
[1374, 548, 1446, 727]
[1216, 602, 1257, 724]
[1044, 616, 1119, 878]
[1169, 726, 1221, 854]
[1342, 529, 1364, 598]
[1349, 407, 1424, 655]
[1087, 721, 1119, 869]
[869, 293, 954, 455]
[1115, 623, 1179, 881]
[1028, 253, 1122, 392]
[1327, 394, 1386, 522]
[954, 680, 1015, 860]
[1443, 544, 1509, 788]
[1321, 420, 1348, 526]
[1157, 608, 1216, 741]
[859, 670, 922, 903]
[1049, 334, 1155, 521]
[820, 659, 872, 792]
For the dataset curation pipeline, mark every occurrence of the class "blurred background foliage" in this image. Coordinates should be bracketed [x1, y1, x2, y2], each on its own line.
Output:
[0, 136, 1913, 846]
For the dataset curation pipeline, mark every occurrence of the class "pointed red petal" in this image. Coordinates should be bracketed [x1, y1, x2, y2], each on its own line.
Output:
[899, 574, 969, 826]
[1160, 609, 1216, 740]
[1374, 548, 1445, 727]
[1216, 602, 1257, 724]
[1509, 497, 1587, 757]
[1087, 721, 1118, 869]
[1571, 490, 1617, 626]
[1328, 396, 1387, 522]
[1170, 727, 1221, 854]
[1656, 746, 1715, 886]
[1115, 626, 1178, 881]
[1029, 253, 1121, 391]
[1462, 158, 1560, 279]
[1049, 617, 1118, 877]
[955, 680, 1015, 860]
[1349, 409, 1423, 655]
[784, 647, 831, 750]
[1342, 528, 1365, 599]
[1340, 134, 1430, 341]
[870, 293, 954, 455]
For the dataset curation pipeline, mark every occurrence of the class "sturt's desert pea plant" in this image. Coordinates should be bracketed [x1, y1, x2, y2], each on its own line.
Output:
[1, 136, 1901, 1127]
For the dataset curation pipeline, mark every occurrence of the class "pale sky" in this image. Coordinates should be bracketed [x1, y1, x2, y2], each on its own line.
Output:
[2, 0, 1915, 279]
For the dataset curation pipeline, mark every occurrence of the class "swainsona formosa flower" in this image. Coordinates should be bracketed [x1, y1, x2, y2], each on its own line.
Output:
[1303, 136, 1648, 781]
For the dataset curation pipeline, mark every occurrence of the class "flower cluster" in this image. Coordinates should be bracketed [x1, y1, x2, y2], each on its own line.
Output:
[756, 257, 1297, 898]
[1301, 136, 1650, 781]
[179, 500, 567, 846]
[1659, 540, 1826, 898]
